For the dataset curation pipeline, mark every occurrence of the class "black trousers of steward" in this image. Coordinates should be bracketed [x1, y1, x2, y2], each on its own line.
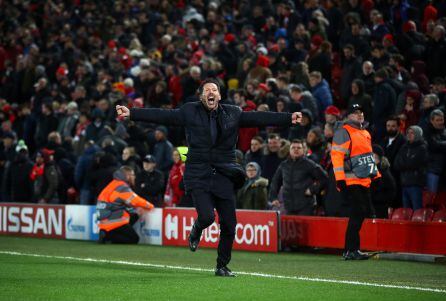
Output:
[106, 213, 139, 244]
[344, 185, 371, 252]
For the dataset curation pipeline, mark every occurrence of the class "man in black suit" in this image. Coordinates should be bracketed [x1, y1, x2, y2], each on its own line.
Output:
[378, 116, 406, 208]
[116, 78, 302, 276]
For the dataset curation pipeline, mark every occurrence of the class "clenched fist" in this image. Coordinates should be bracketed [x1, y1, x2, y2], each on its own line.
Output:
[116, 105, 130, 120]
[292, 112, 303, 125]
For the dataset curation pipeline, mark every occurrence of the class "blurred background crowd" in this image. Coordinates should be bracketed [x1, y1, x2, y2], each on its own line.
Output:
[0, 0, 445, 217]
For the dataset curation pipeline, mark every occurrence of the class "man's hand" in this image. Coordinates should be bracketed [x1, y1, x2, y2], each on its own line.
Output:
[271, 200, 280, 207]
[116, 105, 130, 120]
[292, 112, 303, 125]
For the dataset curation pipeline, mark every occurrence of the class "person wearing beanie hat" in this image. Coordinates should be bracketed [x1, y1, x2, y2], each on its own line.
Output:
[224, 33, 236, 44]
[382, 34, 393, 44]
[153, 126, 174, 176]
[311, 35, 324, 48]
[256, 46, 268, 56]
[371, 144, 396, 218]
[324, 105, 341, 123]
[5, 139, 33, 203]
[56, 66, 69, 79]
[245, 55, 273, 85]
[116, 77, 304, 276]
[155, 125, 168, 137]
[332, 99, 381, 260]
[394, 125, 428, 211]
[258, 83, 270, 93]
[15, 140, 28, 153]
[256, 55, 270, 68]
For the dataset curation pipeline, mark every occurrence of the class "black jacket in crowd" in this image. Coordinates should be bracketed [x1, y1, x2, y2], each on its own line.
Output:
[372, 80, 396, 130]
[135, 169, 165, 208]
[269, 156, 328, 213]
[88, 153, 119, 201]
[244, 149, 264, 169]
[394, 140, 428, 187]
[130, 101, 293, 196]
[41, 160, 66, 203]
[379, 133, 407, 171]
[424, 124, 446, 175]
[4, 153, 34, 202]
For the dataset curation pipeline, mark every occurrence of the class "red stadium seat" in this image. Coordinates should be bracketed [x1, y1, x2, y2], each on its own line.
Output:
[411, 208, 434, 222]
[435, 191, 446, 210]
[432, 210, 446, 222]
[391, 208, 413, 221]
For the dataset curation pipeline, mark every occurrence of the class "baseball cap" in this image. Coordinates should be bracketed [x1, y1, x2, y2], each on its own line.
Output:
[347, 103, 363, 115]
[143, 155, 157, 164]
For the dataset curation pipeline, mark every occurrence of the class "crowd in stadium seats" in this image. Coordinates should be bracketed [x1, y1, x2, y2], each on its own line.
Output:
[0, 0, 445, 219]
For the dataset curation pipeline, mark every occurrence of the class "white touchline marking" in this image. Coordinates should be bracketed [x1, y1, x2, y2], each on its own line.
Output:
[1, 250, 445, 294]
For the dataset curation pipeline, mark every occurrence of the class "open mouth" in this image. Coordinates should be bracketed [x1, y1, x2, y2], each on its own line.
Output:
[207, 95, 215, 106]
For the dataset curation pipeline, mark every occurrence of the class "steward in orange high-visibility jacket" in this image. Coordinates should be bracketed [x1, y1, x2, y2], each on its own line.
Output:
[97, 166, 154, 244]
[331, 104, 381, 260]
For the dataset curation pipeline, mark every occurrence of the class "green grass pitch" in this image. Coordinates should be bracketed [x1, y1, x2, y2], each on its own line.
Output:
[0, 236, 445, 301]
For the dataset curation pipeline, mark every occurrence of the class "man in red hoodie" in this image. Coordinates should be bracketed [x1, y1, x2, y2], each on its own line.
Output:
[233, 90, 258, 152]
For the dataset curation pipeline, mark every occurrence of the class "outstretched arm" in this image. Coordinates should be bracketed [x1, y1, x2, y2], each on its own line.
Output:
[116, 105, 185, 126]
[239, 111, 302, 127]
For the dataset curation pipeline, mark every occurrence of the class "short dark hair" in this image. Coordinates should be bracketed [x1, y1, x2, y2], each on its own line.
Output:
[291, 139, 304, 145]
[374, 68, 388, 79]
[268, 133, 281, 140]
[391, 54, 404, 65]
[373, 44, 385, 51]
[198, 78, 221, 95]
[277, 75, 289, 84]
[343, 44, 354, 52]
[386, 115, 401, 126]
[289, 84, 304, 93]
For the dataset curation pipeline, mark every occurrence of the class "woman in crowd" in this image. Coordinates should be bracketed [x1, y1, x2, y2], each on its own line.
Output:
[164, 148, 185, 207]
[236, 162, 269, 210]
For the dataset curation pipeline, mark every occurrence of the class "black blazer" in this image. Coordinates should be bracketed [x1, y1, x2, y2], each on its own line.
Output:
[131, 101, 293, 192]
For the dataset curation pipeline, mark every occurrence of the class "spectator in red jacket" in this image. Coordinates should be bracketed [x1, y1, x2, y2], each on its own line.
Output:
[234, 89, 259, 152]
[164, 148, 185, 207]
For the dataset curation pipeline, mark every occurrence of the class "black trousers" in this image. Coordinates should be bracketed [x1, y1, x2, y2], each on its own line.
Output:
[344, 185, 371, 252]
[105, 214, 139, 244]
[191, 189, 237, 269]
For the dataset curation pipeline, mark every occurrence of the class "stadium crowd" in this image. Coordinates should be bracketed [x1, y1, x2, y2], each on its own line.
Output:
[0, 0, 445, 218]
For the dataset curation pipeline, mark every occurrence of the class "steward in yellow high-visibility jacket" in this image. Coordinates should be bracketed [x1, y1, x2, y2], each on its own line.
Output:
[97, 166, 154, 244]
